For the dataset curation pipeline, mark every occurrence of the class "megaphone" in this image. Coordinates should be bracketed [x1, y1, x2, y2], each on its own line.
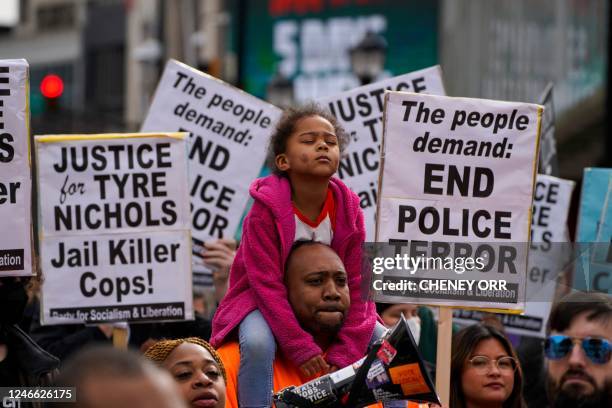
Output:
[274, 314, 440, 407]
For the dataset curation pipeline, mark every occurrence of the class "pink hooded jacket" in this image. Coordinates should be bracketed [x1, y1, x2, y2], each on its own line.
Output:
[210, 174, 377, 367]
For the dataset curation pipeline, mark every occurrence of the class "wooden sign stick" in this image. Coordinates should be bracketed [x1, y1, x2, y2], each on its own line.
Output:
[435, 306, 453, 406]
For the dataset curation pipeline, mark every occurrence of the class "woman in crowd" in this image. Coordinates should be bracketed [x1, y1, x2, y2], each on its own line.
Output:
[450, 324, 525, 408]
[145, 337, 226, 408]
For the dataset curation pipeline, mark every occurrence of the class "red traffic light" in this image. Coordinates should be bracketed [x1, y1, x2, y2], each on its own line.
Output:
[40, 74, 64, 99]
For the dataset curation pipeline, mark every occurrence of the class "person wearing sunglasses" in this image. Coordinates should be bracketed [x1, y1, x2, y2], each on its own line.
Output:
[450, 324, 525, 408]
[545, 291, 611, 408]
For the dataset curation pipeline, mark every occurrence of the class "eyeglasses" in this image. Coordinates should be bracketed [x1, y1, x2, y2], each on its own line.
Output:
[467, 356, 518, 374]
[545, 335, 611, 365]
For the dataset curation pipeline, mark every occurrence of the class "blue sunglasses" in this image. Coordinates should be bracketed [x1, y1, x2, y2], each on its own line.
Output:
[545, 335, 611, 364]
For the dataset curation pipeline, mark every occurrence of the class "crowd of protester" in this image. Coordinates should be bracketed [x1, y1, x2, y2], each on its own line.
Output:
[0, 104, 610, 408]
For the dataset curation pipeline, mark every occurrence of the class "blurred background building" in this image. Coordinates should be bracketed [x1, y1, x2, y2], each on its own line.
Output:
[441, 0, 608, 180]
[0, 0, 609, 183]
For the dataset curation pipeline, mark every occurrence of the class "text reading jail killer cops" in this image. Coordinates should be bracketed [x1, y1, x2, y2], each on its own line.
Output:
[49, 238, 181, 303]
[52, 143, 178, 231]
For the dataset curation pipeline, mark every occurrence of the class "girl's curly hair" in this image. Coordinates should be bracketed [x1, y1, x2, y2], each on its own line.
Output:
[266, 102, 349, 175]
[144, 337, 226, 382]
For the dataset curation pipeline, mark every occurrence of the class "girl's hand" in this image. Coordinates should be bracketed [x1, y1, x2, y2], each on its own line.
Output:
[299, 355, 329, 378]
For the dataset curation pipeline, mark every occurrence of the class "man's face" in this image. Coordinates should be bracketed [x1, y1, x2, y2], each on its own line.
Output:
[546, 311, 612, 407]
[286, 244, 350, 337]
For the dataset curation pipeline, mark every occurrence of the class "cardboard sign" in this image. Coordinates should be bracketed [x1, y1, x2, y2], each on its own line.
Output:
[374, 92, 542, 310]
[454, 175, 574, 336]
[318, 67, 446, 239]
[141, 59, 282, 286]
[0, 59, 32, 276]
[575, 168, 612, 293]
[36, 133, 193, 324]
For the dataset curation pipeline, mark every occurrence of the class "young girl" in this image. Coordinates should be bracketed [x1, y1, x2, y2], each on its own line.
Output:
[211, 104, 379, 407]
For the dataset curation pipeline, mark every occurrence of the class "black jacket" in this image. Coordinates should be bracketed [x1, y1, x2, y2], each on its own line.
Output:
[0, 324, 60, 408]
[2, 324, 59, 385]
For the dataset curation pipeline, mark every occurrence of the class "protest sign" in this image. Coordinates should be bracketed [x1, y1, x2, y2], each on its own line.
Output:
[36, 133, 193, 325]
[575, 168, 612, 294]
[318, 66, 446, 239]
[0, 59, 32, 276]
[454, 175, 575, 337]
[537, 83, 559, 176]
[141, 59, 282, 287]
[374, 91, 542, 310]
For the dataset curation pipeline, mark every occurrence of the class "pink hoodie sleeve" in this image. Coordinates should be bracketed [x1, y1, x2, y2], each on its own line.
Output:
[325, 208, 376, 367]
[241, 212, 323, 366]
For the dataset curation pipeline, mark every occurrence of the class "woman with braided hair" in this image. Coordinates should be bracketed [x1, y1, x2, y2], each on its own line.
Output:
[145, 337, 226, 408]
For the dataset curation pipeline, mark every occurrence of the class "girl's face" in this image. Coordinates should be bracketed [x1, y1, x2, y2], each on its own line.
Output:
[275, 115, 340, 179]
[461, 338, 516, 408]
[163, 343, 226, 408]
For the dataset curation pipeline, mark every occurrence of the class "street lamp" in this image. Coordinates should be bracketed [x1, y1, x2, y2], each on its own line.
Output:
[350, 31, 388, 86]
[267, 70, 294, 109]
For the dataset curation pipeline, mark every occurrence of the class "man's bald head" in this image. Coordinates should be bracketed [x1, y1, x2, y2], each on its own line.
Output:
[285, 242, 350, 341]
[55, 346, 186, 408]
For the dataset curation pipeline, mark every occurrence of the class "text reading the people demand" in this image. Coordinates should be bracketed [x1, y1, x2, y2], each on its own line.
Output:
[142, 59, 282, 241]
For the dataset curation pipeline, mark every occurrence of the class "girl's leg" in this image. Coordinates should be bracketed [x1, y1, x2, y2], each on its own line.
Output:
[238, 310, 276, 407]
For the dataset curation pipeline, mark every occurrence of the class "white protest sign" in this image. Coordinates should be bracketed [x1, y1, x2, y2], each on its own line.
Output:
[318, 66, 446, 240]
[0, 59, 32, 276]
[454, 175, 574, 336]
[374, 92, 542, 310]
[141, 59, 282, 286]
[36, 133, 192, 325]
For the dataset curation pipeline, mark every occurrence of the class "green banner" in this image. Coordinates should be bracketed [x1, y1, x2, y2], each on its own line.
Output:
[233, 0, 439, 100]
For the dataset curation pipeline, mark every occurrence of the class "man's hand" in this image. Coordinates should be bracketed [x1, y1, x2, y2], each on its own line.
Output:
[97, 324, 114, 338]
[203, 239, 236, 273]
[202, 239, 237, 302]
[299, 355, 329, 378]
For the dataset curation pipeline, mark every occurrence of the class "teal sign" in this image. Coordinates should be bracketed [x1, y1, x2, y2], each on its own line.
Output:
[575, 168, 612, 293]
